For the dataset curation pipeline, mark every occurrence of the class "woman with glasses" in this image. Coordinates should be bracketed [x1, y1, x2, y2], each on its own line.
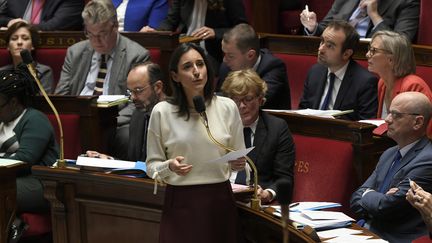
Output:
[146, 43, 245, 243]
[366, 30, 432, 119]
[0, 70, 58, 228]
[0, 22, 54, 93]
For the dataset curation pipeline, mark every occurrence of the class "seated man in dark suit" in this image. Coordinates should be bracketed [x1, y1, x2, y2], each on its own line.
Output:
[351, 91, 432, 243]
[86, 61, 166, 161]
[0, 0, 84, 30]
[299, 20, 378, 121]
[54, 0, 150, 158]
[300, 0, 419, 42]
[217, 23, 291, 110]
[221, 69, 295, 204]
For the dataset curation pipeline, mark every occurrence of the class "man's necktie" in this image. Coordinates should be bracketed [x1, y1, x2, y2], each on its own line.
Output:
[320, 72, 336, 110]
[379, 151, 402, 193]
[93, 55, 107, 96]
[235, 127, 252, 185]
[30, 0, 45, 24]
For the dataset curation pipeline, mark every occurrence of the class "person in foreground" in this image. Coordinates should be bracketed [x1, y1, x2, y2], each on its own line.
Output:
[350, 92, 432, 243]
[146, 43, 245, 243]
[298, 21, 377, 120]
[221, 69, 295, 204]
[0, 21, 54, 93]
[407, 180, 432, 239]
[86, 61, 166, 161]
[366, 30, 432, 136]
[0, 70, 58, 242]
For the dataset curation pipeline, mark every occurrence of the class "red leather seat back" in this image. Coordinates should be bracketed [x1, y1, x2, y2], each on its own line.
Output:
[417, 0, 432, 45]
[412, 235, 432, 243]
[242, 0, 253, 23]
[46, 114, 82, 159]
[149, 48, 161, 65]
[415, 66, 432, 90]
[35, 48, 67, 88]
[292, 134, 357, 214]
[21, 213, 52, 237]
[273, 53, 316, 109]
[0, 48, 11, 67]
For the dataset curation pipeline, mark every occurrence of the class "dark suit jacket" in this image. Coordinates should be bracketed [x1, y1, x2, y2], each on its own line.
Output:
[350, 137, 432, 243]
[158, 0, 247, 63]
[314, 0, 419, 42]
[0, 0, 84, 30]
[127, 109, 150, 162]
[298, 60, 378, 121]
[218, 49, 291, 110]
[247, 111, 295, 194]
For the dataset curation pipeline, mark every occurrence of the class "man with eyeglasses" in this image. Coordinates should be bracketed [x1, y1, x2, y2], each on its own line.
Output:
[221, 69, 295, 204]
[351, 91, 432, 243]
[217, 23, 291, 110]
[298, 20, 378, 121]
[87, 62, 166, 161]
[300, 0, 419, 42]
[54, 0, 149, 158]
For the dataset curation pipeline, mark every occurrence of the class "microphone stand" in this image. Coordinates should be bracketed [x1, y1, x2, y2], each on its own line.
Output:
[21, 51, 65, 168]
[198, 113, 261, 211]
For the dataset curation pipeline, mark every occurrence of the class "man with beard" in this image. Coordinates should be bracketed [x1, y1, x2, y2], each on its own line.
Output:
[87, 61, 166, 161]
[298, 20, 378, 121]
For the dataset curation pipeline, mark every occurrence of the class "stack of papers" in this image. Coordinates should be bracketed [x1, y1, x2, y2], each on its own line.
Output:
[97, 95, 129, 107]
[290, 202, 341, 212]
[318, 228, 388, 242]
[290, 211, 354, 231]
[0, 158, 24, 167]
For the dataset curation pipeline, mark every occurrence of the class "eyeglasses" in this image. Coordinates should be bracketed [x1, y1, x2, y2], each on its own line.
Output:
[126, 84, 152, 97]
[368, 45, 392, 56]
[231, 95, 258, 106]
[85, 24, 114, 41]
[387, 110, 420, 119]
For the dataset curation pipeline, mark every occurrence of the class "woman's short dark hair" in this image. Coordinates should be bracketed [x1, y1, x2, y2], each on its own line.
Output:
[168, 43, 215, 119]
[0, 69, 38, 106]
[5, 21, 40, 48]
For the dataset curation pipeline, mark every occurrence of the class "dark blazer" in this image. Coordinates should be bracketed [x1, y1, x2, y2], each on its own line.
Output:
[350, 137, 432, 243]
[218, 49, 291, 110]
[247, 111, 295, 194]
[314, 0, 419, 42]
[158, 0, 247, 63]
[298, 60, 378, 121]
[0, 0, 84, 30]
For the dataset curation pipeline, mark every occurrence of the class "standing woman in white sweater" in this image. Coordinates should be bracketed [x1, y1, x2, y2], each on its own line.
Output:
[146, 43, 246, 243]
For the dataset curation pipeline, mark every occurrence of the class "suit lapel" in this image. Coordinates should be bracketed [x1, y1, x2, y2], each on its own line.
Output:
[76, 44, 93, 94]
[250, 113, 267, 165]
[313, 68, 328, 109]
[109, 36, 125, 94]
[333, 61, 353, 109]
[394, 137, 430, 174]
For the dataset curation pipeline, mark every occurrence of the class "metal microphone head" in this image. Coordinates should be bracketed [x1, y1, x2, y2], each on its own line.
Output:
[20, 49, 34, 65]
[276, 180, 292, 205]
[193, 95, 206, 113]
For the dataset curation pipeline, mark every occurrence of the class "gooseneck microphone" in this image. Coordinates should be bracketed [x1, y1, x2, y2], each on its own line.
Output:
[193, 96, 260, 210]
[20, 49, 66, 167]
[277, 180, 292, 243]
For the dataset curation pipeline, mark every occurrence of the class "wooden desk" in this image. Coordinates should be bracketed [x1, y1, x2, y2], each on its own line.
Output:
[33, 96, 118, 154]
[0, 162, 27, 243]
[33, 166, 329, 243]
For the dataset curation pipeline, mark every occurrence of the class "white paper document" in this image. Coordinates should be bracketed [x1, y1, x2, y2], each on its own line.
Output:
[324, 235, 373, 242]
[0, 158, 23, 167]
[289, 201, 342, 212]
[208, 147, 255, 163]
[302, 211, 355, 221]
[358, 119, 386, 127]
[97, 95, 127, 103]
[317, 228, 363, 239]
[76, 156, 136, 169]
[289, 211, 354, 230]
[263, 109, 353, 118]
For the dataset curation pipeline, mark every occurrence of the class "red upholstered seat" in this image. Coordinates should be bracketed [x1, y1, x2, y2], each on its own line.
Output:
[149, 48, 161, 65]
[35, 48, 68, 87]
[46, 114, 82, 159]
[292, 134, 357, 215]
[0, 48, 11, 67]
[417, 0, 432, 45]
[21, 213, 52, 237]
[242, 0, 253, 24]
[415, 66, 432, 90]
[412, 235, 432, 243]
[273, 53, 316, 109]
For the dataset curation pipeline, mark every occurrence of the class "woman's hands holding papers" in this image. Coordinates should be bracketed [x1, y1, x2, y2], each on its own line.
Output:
[168, 156, 192, 176]
[229, 157, 246, 171]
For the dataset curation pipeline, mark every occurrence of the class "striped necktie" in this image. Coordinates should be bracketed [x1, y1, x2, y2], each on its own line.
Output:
[93, 54, 107, 96]
[30, 0, 45, 24]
